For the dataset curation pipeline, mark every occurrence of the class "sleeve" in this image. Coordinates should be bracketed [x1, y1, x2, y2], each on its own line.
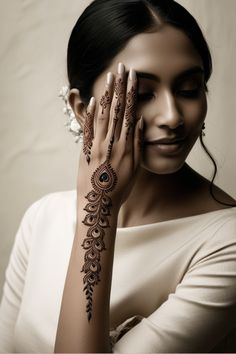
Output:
[112, 217, 236, 353]
[0, 196, 48, 353]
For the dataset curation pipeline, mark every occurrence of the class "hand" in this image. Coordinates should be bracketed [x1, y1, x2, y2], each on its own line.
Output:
[77, 62, 143, 209]
[74, 63, 144, 322]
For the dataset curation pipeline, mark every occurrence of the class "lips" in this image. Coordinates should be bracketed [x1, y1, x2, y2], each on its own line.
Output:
[145, 136, 186, 145]
[144, 136, 187, 154]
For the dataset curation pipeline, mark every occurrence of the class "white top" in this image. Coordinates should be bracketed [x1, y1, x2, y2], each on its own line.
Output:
[0, 190, 236, 353]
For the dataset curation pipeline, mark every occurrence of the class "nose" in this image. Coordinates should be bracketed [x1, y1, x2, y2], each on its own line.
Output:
[156, 90, 184, 129]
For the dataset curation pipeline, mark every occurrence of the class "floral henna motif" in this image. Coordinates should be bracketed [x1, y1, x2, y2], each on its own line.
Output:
[114, 77, 123, 98]
[100, 90, 111, 114]
[81, 161, 117, 321]
[113, 77, 123, 122]
[81, 74, 127, 321]
[124, 86, 137, 139]
[83, 111, 94, 164]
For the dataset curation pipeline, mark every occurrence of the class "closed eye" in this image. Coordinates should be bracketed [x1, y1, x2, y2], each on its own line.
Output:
[177, 88, 201, 98]
[137, 93, 155, 101]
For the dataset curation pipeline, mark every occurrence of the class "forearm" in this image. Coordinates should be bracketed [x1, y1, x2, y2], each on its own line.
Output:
[54, 62, 140, 353]
[54, 192, 119, 353]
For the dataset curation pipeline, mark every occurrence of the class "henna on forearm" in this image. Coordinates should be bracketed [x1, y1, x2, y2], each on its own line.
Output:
[81, 161, 117, 321]
[81, 75, 136, 322]
[81, 83, 121, 321]
[54, 67, 138, 352]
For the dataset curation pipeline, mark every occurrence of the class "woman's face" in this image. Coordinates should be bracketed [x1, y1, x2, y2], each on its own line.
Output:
[92, 24, 207, 174]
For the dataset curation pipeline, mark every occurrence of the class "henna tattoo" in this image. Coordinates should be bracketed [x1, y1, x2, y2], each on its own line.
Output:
[113, 78, 123, 122]
[106, 135, 115, 162]
[100, 90, 111, 114]
[81, 161, 117, 321]
[83, 110, 94, 164]
[81, 74, 130, 321]
[105, 77, 124, 161]
[124, 86, 137, 140]
[114, 77, 123, 98]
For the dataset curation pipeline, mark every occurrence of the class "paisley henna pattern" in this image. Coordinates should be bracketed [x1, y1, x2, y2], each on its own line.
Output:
[81, 74, 137, 322]
[83, 111, 94, 164]
[100, 90, 111, 114]
[124, 86, 137, 140]
[81, 161, 117, 321]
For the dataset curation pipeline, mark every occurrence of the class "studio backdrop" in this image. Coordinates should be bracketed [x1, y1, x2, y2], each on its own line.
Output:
[0, 0, 236, 299]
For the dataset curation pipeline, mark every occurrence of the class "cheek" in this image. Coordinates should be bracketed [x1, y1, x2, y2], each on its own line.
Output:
[183, 94, 207, 133]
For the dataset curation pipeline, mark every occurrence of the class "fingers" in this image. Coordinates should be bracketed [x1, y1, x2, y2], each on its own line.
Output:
[107, 63, 126, 141]
[95, 72, 114, 140]
[88, 62, 142, 167]
[82, 97, 96, 164]
[119, 68, 138, 146]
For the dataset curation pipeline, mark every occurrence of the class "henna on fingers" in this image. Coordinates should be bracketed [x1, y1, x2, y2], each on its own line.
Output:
[114, 77, 123, 99]
[80, 65, 138, 322]
[100, 90, 111, 115]
[113, 77, 123, 122]
[81, 102, 119, 320]
[83, 110, 94, 164]
[124, 85, 137, 140]
[105, 76, 124, 161]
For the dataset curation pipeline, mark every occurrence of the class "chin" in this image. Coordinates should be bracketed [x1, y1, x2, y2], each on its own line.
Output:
[140, 148, 190, 175]
[141, 139, 196, 175]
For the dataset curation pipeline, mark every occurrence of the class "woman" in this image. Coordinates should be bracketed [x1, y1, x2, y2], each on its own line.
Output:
[0, 0, 236, 352]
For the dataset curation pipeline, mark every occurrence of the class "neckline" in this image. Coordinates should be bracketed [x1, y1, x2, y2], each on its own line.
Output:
[117, 206, 236, 230]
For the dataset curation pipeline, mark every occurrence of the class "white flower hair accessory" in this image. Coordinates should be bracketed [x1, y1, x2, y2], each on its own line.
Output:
[59, 85, 83, 143]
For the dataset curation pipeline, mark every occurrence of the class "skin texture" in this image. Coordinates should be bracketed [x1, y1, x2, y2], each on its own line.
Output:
[54, 24, 235, 353]
[70, 24, 234, 228]
[54, 63, 141, 351]
[80, 64, 141, 321]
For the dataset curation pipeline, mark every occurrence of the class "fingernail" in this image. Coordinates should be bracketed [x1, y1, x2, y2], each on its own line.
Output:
[129, 68, 136, 81]
[89, 97, 96, 106]
[106, 72, 113, 85]
[139, 115, 144, 129]
[118, 62, 125, 74]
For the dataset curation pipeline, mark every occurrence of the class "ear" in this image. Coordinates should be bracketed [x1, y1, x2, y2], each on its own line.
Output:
[68, 88, 87, 130]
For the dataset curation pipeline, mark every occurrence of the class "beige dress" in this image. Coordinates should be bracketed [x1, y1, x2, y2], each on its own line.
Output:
[0, 190, 236, 353]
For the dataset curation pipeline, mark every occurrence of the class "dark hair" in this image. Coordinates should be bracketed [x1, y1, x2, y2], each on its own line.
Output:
[67, 0, 235, 207]
[67, 0, 212, 105]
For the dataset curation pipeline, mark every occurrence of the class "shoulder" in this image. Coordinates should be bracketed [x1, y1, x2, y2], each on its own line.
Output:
[23, 189, 77, 220]
[11, 189, 77, 260]
[191, 207, 236, 267]
[18, 189, 77, 243]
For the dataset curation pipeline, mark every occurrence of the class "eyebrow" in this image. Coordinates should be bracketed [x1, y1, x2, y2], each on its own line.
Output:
[125, 66, 204, 82]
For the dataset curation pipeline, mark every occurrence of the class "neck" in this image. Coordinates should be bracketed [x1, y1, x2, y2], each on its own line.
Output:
[118, 163, 199, 227]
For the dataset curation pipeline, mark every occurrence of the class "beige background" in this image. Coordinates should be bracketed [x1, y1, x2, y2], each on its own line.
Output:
[0, 0, 235, 299]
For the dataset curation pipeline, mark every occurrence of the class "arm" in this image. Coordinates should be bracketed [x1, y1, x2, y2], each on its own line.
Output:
[53, 195, 119, 353]
[54, 63, 141, 352]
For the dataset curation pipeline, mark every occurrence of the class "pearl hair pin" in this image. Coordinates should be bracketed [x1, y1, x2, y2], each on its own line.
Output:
[58, 85, 84, 143]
